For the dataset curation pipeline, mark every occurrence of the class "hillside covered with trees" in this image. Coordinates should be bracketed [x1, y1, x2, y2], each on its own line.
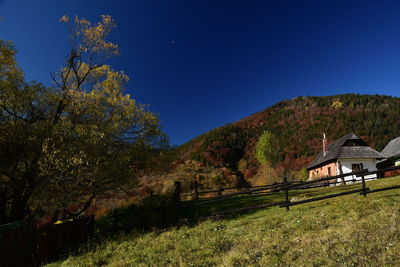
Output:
[176, 94, 400, 184]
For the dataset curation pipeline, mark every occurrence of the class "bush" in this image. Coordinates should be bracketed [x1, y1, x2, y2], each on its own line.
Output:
[96, 195, 178, 233]
[292, 168, 308, 181]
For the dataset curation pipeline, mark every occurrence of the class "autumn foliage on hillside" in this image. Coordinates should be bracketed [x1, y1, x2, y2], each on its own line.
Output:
[176, 94, 400, 182]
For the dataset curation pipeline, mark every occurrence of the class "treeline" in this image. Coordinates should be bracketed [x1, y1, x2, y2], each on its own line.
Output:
[177, 94, 400, 177]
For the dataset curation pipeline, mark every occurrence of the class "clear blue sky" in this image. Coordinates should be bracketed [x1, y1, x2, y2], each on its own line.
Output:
[1, 0, 400, 145]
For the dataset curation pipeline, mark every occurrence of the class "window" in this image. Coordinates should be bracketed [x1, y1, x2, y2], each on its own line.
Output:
[351, 163, 362, 172]
[328, 167, 331, 176]
[343, 140, 367, 147]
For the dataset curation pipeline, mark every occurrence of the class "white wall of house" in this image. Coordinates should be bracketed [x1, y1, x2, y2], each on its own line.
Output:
[336, 158, 378, 183]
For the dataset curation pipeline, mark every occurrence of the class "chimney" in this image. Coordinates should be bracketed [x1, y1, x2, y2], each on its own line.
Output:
[323, 133, 328, 156]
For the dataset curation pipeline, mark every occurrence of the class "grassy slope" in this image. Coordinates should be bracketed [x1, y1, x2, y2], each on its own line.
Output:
[48, 176, 400, 267]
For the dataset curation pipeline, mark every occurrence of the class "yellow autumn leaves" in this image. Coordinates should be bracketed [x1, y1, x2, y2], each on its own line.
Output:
[1, 15, 166, 222]
[59, 14, 119, 58]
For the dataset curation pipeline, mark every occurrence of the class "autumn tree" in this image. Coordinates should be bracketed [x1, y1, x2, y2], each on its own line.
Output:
[331, 99, 344, 109]
[255, 130, 277, 165]
[254, 130, 292, 184]
[0, 15, 166, 223]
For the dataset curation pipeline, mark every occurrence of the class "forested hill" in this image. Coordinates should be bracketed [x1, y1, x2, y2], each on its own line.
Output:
[176, 94, 400, 178]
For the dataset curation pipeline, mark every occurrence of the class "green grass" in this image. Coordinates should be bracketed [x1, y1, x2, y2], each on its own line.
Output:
[47, 176, 400, 266]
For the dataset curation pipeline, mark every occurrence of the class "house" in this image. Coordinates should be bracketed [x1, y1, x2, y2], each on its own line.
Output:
[306, 133, 385, 183]
[377, 137, 400, 177]
[381, 137, 400, 166]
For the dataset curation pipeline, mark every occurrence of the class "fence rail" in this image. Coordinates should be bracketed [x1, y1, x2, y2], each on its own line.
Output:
[280, 189, 366, 208]
[180, 181, 292, 200]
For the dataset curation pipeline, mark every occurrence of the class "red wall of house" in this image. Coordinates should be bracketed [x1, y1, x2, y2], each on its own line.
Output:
[309, 162, 337, 179]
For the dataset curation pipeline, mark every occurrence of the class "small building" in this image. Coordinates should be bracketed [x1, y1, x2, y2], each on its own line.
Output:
[306, 133, 385, 183]
[381, 137, 400, 166]
[377, 137, 400, 176]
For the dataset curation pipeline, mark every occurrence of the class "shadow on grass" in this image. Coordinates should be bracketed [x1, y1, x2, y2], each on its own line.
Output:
[50, 179, 399, 265]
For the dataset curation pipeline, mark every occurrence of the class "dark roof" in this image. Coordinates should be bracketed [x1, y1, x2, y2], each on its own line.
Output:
[381, 137, 400, 158]
[306, 133, 385, 170]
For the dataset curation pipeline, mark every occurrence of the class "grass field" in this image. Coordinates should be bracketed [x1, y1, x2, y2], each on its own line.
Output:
[47, 176, 400, 266]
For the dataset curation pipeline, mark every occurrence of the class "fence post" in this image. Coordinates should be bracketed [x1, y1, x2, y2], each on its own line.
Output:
[284, 176, 290, 211]
[338, 161, 346, 185]
[218, 186, 223, 196]
[193, 180, 199, 200]
[361, 175, 367, 197]
[173, 181, 182, 202]
[113, 209, 118, 231]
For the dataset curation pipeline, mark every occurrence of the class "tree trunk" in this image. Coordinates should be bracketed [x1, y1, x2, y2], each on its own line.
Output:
[9, 188, 31, 221]
[0, 193, 7, 224]
[9, 197, 25, 221]
[9, 191, 30, 221]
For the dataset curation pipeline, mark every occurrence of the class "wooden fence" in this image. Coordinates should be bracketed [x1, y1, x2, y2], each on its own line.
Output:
[0, 215, 94, 267]
[280, 166, 400, 208]
[180, 167, 398, 201]
[102, 166, 400, 232]
[3, 166, 400, 266]
[36, 215, 95, 263]
[180, 181, 290, 200]
[176, 166, 400, 216]
[0, 164, 386, 266]
[0, 221, 36, 267]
